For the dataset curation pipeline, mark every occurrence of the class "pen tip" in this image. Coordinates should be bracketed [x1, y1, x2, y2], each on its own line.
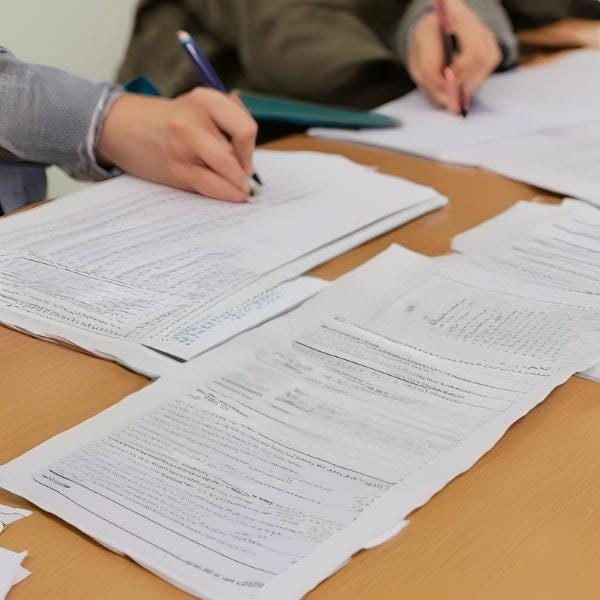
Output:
[461, 108, 468, 118]
[177, 30, 191, 43]
[251, 173, 263, 186]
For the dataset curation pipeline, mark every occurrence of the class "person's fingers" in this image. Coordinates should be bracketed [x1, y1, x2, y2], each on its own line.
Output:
[230, 91, 252, 115]
[451, 48, 478, 84]
[183, 164, 250, 203]
[229, 92, 259, 174]
[462, 89, 472, 111]
[197, 89, 258, 175]
[229, 121, 258, 177]
[411, 56, 451, 108]
[452, 47, 496, 100]
[461, 64, 489, 100]
[451, 37, 498, 100]
[408, 12, 450, 107]
[444, 67, 462, 115]
[446, 0, 501, 100]
[189, 131, 251, 194]
[411, 61, 449, 107]
[416, 70, 450, 108]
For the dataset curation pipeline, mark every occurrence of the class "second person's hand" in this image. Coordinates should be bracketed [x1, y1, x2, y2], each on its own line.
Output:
[97, 88, 259, 202]
[407, 0, 502, 115]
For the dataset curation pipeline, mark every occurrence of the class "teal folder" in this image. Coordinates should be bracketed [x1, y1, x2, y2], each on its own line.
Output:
[124, 75, 161, 97]
[238, 91, 399, 130]
[124, 77, 399, 130]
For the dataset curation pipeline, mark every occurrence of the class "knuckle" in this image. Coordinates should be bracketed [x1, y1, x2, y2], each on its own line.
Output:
[209, 148, 232, 172]
[167, 118, 188, 139]
[190, 87, 211, 103]
[240, 120, 258, 141]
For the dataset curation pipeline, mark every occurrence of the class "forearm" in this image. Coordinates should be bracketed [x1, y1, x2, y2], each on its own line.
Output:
[0, 47, 123, 180]
[393, 0, 518, 69]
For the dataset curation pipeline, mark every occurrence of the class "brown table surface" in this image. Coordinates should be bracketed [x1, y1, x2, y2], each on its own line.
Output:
[2, 135, 599, 600]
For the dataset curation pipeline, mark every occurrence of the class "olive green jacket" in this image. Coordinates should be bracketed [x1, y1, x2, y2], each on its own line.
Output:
[117, 0, 592, 109]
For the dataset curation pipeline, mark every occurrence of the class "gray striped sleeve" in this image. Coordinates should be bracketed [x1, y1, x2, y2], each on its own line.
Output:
[0, 47, 123, 181]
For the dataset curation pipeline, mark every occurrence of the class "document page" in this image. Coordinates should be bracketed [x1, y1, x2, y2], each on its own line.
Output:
[451, 201, 600, 309]
[451, 122, 600, 205]
[0, 275, 327, 379]
[3, 246, 600, 599]
[451, 200, 575, 254]
[451, 200, 600, 381]
[0, 150, 445, 374]
[310, 51, 600, 162]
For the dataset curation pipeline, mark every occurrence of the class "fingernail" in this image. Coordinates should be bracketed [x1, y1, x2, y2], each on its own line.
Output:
[444, 68, 459, 92]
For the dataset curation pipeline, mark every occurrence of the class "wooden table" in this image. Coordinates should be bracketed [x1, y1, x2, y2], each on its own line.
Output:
[2, 135, 599, 600]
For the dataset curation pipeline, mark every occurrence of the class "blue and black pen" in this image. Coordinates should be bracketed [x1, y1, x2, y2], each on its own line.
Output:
[177, 30, 263, 188]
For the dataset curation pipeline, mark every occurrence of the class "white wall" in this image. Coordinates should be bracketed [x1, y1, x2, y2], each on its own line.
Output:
[0, 1, 139, 197]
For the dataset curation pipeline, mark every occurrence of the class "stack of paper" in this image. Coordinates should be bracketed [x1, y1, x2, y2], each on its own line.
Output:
[0, 149, 446, 377]
[0, 548, 29, 600]
[3, 239, 600, 599]
[310, 51, 600, 204]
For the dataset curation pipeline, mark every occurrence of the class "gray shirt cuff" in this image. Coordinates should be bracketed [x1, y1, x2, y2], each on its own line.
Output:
[84, 85, 124, 181]
[0, 47, 124, 182]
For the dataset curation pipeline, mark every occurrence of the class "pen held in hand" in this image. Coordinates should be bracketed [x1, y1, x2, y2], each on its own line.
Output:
[432, 0, 468, 118]
[176, 30, 264, 191]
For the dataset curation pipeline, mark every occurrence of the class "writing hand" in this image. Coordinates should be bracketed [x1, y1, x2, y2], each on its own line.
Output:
[97, 88, 258, 202]
[407, 0, 502, 115]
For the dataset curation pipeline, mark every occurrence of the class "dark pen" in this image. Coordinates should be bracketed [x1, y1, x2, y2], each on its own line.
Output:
[433, 0, 468, 118]
[177, 30, 263, 188]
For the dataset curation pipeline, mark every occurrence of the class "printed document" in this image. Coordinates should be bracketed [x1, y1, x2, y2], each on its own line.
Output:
[0, 150, 445, 376]
[3, 245, 600, 599]
[452, 199, 600, 381]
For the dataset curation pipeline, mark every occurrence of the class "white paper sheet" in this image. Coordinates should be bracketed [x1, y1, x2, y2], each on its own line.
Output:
[0, 149, 445, 376]
[451, 199, 600, 382]
[0, 548, 29, 600]
[0, 504, 32, 598]
[451, 200, 579, 253]
[3, 245, 600, 599]
[451, 122, 600, 205]
[310, 50, 600, 161]
[0, 504, 31, 528]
